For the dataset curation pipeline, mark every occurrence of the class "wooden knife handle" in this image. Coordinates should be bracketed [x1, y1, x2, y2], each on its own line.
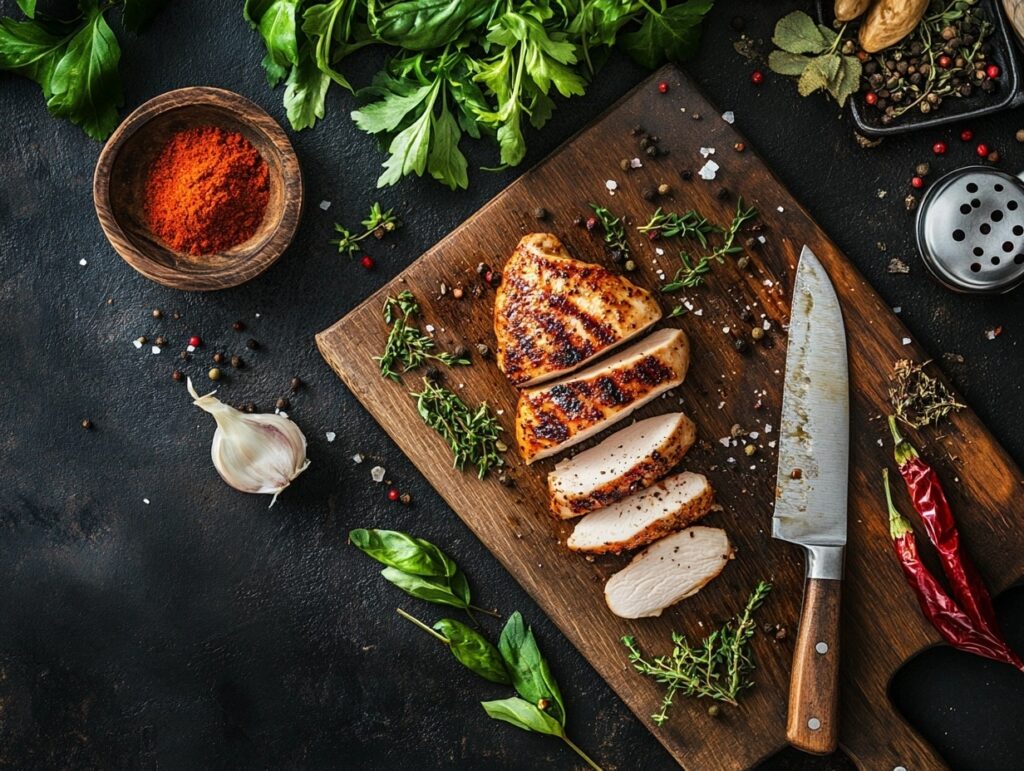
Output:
[786, 577, 841, 755]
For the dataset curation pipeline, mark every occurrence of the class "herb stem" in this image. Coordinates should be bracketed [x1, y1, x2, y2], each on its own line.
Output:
[562, 734, 604, 771]
[396, 607, 450, 643]
[468, 603, 501, 618]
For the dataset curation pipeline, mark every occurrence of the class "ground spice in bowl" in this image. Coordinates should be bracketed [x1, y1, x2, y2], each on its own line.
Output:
[144, 126, 270, 255]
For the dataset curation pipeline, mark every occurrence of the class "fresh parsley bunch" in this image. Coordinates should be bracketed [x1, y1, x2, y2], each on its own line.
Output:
[0, 0, 169, 139]
[245, 0, 715, 189]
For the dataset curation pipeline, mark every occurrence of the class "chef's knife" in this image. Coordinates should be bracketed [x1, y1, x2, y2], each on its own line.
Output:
[772, 245, 849, 755]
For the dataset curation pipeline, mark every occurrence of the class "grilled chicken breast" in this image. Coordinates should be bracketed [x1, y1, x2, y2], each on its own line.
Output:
[494, 233, 662, 387]
[567, 472, 713, 554]
[605, 526, 733, 619]
[516, 328, 690, 464]
[548, 413, 696, 519]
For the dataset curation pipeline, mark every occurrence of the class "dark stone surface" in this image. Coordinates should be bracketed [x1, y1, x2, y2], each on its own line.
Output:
[2, 1, 1023, 769]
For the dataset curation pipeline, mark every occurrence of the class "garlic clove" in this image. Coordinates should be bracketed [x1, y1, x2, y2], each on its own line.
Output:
[187, 378, 310, 506]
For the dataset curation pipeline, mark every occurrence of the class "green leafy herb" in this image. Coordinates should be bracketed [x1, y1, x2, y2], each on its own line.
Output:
[483, 611, 602, 770]
[350, 528, 496, 618]
[638, 207, 718, 247]
[411, 377, 504, 479]
[889, 358, 965, 429]
[331, 201, 401, 256]
[668, 304, 688, 318]
[662, 198, 757, 291]
[767, 11, 861, 107]
[589, 203, 631, 263]
[397, 608, 511, 685]
[376, 291, 469, 381]
[622, 581, 772, 726]
[245, 0, 714, 188]
[498, 611, 566, 725]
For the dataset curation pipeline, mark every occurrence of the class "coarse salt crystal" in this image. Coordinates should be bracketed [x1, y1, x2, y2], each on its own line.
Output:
[352, 453, 364, 464]
[765, 424, 773, 433]
[757, 235, 766, 244]
[606, 179, 618, 191]
[425, 324, 435, 333]
[698, 160, 719, 180]
[777, 206, 785, 213]
[370, 466, 386, 483]
[768, 441, 776, 448]
[694, 309, 703, 316]
[319, 200, 331, 210]
[902, 337, 911, 345]
[151, 346, 161, 355]
[325, 431, 336, 442]
[133, 338, 144, 349]
[79, 258, 87, 266]
[630, 158, 643, 169]
[762, 319, 771, 330]
[655, 247, 664, 256]
[699, 147, 716, 158]
[719, 437, 731, 447]
[722, 326, 730, 334]
[721, 111, 735, 124]
[749, 431, 760, 439]
[277, 410, 289, 418]
[187, 345, 196, 352]
[143, 498, 150, 505]
[893, 306, 902, 314]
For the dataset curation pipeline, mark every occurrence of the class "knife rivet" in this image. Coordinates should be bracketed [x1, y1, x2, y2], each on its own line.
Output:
[815, 641, 829, 654]
[807, 718, 821, 731]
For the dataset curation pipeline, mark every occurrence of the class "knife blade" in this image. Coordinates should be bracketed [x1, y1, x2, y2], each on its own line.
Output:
[773, 245, 849, 756]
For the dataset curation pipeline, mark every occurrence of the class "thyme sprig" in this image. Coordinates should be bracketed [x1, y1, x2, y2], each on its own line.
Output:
[376, 291, 469, 381]
[889, 358, 965, 429]
[412, 378, 505, 479]
[638, 208, 719, 247]
[589, 204, 632, 263]
[622, 581, 772, 726]
[662, 199, 757, 291]
[331, 202, 402, 256]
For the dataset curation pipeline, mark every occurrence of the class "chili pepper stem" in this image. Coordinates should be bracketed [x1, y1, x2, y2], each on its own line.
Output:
[396, 607, 450, 644]
[882, 470, 914, 540]
[887, 415, 919, 465]
[561, 734, 604, 771]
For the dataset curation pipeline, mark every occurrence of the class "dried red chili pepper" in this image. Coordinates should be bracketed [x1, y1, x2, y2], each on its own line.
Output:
[887, 416, 999, 635]
[883, 471, 1024, 670]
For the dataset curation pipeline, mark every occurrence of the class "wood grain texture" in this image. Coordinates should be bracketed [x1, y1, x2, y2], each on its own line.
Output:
[93, 87, 303, 291]
[317, 66, 1024, 770]
[786, 578, 841, 755]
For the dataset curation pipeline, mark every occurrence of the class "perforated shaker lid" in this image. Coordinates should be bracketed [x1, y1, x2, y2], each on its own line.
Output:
[915, 166, 1024, 294]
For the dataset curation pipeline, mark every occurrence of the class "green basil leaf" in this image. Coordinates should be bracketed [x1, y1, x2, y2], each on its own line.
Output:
[45, 2, 122, 140]
[284, 44, 330, 130]
[0, 16, 69, 94]
[368, 0, 492, 51]
[301, 0, 359, 91]
[768, 50, 809, 77]
[620, 0, 712, 69]
[122, 0, 170, 33]
[482, 697, 564, 736]
[349, 528, 449, 576]
[498, 611, 566, 725]
[771, 10, 828, 56]
[427, 101, 468, 190]
[434, 618, 510, 684]
[16, 0, 36, 19]
[381, 567, 470, 610]
[245, 0, 300, 88]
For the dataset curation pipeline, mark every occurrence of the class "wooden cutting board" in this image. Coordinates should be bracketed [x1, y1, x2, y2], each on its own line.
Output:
[317, 66, 1024, 770]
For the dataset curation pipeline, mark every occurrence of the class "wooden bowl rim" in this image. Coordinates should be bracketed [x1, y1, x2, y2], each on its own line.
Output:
[93, 86, 303, 291]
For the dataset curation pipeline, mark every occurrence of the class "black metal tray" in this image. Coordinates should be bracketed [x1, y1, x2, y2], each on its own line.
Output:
[817, 0, 1024, 136]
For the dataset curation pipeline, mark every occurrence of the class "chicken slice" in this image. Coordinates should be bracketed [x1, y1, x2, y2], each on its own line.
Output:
[515, 328, 690, 464]
[605, 526, 733, 619]
[548, 412, 696, 519]
[494, 233, 662, 387]
[567, 472, 714, 554]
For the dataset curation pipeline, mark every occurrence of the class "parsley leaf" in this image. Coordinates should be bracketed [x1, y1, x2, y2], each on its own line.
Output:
[244, 0, 300, 88]
[621, 0, 713, 69]
[284, 44, 330, 131]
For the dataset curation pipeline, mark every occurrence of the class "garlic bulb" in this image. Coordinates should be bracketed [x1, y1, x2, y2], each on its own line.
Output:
[188, 379, 310, 506]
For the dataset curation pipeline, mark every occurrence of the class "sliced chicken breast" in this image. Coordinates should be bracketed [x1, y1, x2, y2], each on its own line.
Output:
[516, 328, 690, 464]
[494, 233, 662, 388]
[568, 472, 714, 554]
[605, 526, 733, 619]
[548, 412, 696, 519]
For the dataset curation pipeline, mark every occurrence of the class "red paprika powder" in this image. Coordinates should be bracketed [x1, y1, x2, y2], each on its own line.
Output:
[144, 126, 270, 255]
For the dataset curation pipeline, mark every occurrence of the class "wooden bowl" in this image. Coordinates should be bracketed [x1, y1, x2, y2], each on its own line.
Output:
[93, 87, 302, 291]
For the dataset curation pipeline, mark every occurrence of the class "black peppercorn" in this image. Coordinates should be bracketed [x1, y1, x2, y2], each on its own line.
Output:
[716, 188, 729, 201]
[532, 206, 547, 220]
[734, 338, 749, 354]
[645, 145, 658, 157]
[642, 188, 656, 201]
[244, 402, 257, 414]
[572, 216, 584, 227]
[639, 136, 651, 149]
[155, 335, 168, 347]
[680, 169, 692, 181]
[230, 355, 243, 369]
[290, 376, 303, 390]
[276, 397, 290, 410]
[151, 308, 162, 319]
[246, 338, 259, 350]
[425, 366, 442, 383]
[453, 345, 470, 359]
[81, 418, 93, 430]
[172, 370, 183, 382]
[475, 343, 490, 358]
[212, 352, 225, 364]
[232, 320, 245, 331]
